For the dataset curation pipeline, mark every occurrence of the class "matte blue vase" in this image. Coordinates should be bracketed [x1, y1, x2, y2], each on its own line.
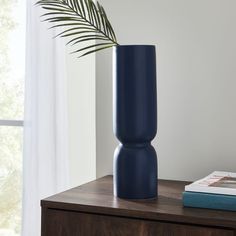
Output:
[113, 45, 157, 199]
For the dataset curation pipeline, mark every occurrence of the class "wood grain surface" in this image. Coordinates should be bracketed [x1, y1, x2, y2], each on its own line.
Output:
[43, 209, 233, 236]
[41, 176, 236, 236]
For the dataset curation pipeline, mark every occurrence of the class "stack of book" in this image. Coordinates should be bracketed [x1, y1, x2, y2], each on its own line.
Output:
[183, 171, 236, 211]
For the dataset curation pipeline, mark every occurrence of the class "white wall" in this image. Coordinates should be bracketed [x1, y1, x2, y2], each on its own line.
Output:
[66, 50, 96, 187]
[96, 0, 236, 181]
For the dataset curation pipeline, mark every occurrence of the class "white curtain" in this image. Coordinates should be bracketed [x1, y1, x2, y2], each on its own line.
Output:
[22, 1, 69, 235]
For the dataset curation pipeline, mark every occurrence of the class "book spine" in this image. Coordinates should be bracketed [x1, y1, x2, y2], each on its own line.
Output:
[183, 191, 236, 211]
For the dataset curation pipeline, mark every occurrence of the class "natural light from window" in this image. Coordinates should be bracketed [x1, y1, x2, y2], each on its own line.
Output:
[0, 0, 25, 235]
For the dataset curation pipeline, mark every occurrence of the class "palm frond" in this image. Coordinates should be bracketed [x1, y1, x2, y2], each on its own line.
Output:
[36, 0, 119, 57]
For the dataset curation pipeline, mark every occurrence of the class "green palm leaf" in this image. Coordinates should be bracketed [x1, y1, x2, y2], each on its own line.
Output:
[36, 0, 119, 57]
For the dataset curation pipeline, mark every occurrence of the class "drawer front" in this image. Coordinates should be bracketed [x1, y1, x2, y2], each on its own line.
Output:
[42, 209, 234, 236]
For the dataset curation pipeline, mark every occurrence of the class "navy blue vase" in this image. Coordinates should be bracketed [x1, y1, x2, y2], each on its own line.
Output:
[113, 45, 157, 199]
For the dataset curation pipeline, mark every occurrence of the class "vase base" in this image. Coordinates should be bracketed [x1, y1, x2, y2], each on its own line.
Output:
[113, 143, 158, 199]
[114, 193, 158, 200]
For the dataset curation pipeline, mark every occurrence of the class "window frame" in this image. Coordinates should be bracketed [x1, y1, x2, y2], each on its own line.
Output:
[0, 120, 23, 127]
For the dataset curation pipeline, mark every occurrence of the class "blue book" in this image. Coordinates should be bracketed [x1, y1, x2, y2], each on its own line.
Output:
[183, 191, 236, 211]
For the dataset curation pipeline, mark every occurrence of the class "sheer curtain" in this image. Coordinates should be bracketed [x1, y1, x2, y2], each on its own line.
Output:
[22, 1, 69, 235]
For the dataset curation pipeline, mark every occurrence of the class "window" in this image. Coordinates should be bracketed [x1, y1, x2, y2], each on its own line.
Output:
[0, 0, 25, 235]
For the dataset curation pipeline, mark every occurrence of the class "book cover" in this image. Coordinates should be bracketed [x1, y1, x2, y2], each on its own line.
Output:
[183, 191, 236, 211]
[185, 171, 236, 195]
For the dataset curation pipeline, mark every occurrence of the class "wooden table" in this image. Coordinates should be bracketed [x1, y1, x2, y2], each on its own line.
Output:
[41, 176, 236, 236]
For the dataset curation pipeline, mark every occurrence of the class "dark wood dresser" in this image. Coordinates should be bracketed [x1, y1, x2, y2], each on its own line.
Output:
[41, 176, 236, 236]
